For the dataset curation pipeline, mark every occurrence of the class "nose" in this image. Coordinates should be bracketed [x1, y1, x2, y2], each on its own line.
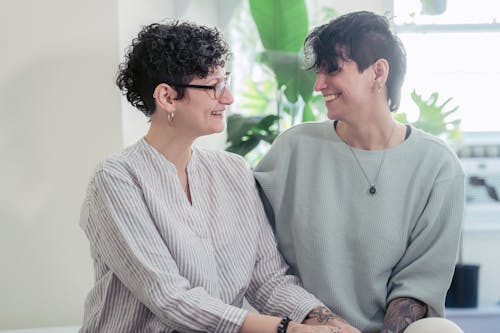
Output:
[313, 72, 327, 92]
[219, 87, 234, 105]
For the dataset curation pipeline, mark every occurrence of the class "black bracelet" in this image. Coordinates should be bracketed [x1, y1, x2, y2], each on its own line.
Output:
[277, 316, 292, 333]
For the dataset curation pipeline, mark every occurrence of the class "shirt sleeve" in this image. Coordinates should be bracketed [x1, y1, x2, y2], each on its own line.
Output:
[81, 166, 248, 333]
[386, 173, 465, 317]
[245, 165, 324, 323]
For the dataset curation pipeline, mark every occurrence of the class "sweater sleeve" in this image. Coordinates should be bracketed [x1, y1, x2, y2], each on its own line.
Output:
[80, 167, 247, 333]
[253, 133, 292, 228]
[246, 163, 324, 323]
[386, 173, 465, 317]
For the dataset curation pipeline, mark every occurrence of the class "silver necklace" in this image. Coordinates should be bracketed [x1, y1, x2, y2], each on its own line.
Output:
[344, 122, 396, 195]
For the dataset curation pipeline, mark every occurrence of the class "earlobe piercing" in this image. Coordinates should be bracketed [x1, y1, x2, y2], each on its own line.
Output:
[167, 111, 175, 122]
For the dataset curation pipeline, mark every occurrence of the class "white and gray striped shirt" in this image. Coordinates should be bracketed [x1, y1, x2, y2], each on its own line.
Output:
[79, 139, 323, 333]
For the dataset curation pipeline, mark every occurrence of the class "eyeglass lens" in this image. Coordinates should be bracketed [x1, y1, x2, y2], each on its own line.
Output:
[214, 75, 231, 98]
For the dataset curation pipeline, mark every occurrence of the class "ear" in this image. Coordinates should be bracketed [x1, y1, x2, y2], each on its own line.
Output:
[372, 58, 389, 90]
[152, 83, 177, 112]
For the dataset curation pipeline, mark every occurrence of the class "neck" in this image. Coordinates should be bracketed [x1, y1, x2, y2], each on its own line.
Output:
[336, 114, 398, 150]
[145, 122, 194, 172]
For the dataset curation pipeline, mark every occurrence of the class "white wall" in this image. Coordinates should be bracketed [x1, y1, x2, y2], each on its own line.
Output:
[0, 0, 122, 329]
[0, 0, 238, 330]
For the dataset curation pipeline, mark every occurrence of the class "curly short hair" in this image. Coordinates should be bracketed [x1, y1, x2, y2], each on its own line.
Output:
[304, 11, 406, 112]
[116, 21, 230, 116]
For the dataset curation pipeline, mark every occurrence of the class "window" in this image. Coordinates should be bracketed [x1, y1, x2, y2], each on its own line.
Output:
[394, 1, 500, 231]
[394, 0, 500, 132]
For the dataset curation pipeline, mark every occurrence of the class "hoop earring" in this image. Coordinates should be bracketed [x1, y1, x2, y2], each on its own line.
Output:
[167, 111, 175, 122]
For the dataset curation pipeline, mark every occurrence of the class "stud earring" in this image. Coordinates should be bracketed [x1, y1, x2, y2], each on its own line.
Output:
[377, 86, 382, 91]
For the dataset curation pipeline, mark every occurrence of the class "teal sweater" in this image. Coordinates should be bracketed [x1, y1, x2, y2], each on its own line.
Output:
[254, 121, 464, 333]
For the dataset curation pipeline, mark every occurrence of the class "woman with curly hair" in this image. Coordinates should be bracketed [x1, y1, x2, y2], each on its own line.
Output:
[78, 21, 357, 333]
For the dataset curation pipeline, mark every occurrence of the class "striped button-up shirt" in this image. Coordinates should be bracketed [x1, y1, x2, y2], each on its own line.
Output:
[79, 139, 323, 333]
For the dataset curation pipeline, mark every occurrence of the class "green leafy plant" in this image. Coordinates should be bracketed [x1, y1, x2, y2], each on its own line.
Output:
[226, 114, 279, 156]
[393, 89, 461, 144]
[226, 0, 334, 161]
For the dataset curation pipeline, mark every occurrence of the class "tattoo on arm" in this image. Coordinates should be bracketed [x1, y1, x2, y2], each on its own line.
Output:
[380, 297, 427, 333]
[303, 306, 347, 324]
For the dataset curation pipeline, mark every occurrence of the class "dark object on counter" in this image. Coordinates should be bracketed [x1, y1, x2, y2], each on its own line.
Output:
[446, 264, 480, 308]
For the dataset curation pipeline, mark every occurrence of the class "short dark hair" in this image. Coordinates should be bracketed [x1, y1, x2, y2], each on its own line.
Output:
[304, 11, 406, 112]
[116, 21, 230, 116]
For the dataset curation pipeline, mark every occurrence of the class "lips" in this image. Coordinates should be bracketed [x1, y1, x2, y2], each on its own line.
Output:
[211, 110, 224, 115]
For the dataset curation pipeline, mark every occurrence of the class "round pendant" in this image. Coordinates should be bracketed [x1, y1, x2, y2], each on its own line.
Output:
[369, 185, 376, 195]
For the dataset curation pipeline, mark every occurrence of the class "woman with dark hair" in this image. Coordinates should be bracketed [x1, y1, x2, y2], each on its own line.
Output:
[79, 21, 358, 333]
[254, 11, 464, 333]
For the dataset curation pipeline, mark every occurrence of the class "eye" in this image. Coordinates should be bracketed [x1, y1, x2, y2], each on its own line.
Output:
[328, 64, 340, 74]
[215, 80, 224, 91]
[213, 80, 226, 98]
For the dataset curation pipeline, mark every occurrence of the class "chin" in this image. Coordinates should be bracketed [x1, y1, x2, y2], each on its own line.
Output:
[214, 124, 226, 133]
[327, 109, 338, 120]
[206, 124, 225, 135]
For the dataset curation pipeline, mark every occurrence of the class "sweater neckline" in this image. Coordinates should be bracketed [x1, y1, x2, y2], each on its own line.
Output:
[329, 120, 416, 154]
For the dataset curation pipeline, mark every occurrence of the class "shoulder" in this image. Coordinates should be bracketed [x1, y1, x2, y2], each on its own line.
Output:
[194, 147, 258, 190]
[410, 127, 464, 179]
[194, 146, 251, 174]
[266, 121, 335, 157]
[91, 141, 145, 183]
[275, 120, 334, 143]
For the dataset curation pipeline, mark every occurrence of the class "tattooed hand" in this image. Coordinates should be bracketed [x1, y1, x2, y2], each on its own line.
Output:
[287, 322, 344, 333]
[302, 307, 361, 333]
[380, 297, 427, 333]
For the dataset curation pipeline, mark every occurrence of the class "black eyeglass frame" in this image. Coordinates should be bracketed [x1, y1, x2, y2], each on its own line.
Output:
[168, 72, 231, 99]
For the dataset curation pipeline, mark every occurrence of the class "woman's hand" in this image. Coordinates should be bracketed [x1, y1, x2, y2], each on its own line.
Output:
[301, 307, 361, 333]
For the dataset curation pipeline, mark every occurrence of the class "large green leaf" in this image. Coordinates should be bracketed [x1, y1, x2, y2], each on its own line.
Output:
[249, 0, 308, 52]
[411, 90, 460, 137]
[395, 90, 461, 144]
[259, 50, 314, 103]
[226, 114, 279, 156]
[239, 79, 276, 115]
[226, 136, 261, 156]
[302, 103, 316, 122]
[226, 114, 262, 144]
[298, 66, 317, 103]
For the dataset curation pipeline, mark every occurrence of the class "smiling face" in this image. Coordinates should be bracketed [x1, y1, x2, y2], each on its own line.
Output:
[314, 58, 376, 121]
[172, 67, 233, 138]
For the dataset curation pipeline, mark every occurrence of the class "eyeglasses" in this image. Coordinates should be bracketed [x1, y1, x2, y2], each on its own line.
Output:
[169, 72, 231, 99]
